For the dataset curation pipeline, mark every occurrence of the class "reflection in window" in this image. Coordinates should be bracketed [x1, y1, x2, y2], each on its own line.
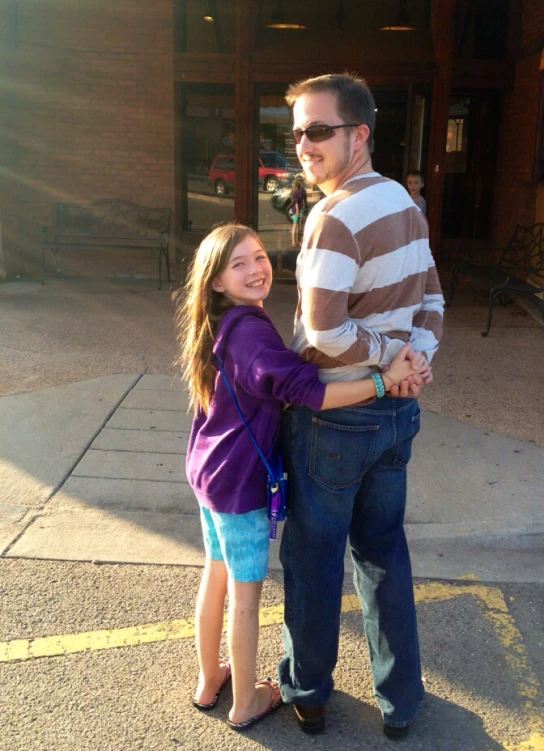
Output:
[257, 0, 431, 37]
[445, 99, 469, 174]
[182, 89, 235, 231]
[176, 0, 236, 54]
[258, 96, 305, 258]
[408, 94, 426, 172]
[372, 90, 408, 183]
[454, 0, 509, 60]
[446, 119, 465, 152]
[261, 153, 289, 168]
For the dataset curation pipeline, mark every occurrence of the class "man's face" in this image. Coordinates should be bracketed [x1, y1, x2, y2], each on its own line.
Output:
[407, 175, 423, 196]
[293, 91, 355, 195]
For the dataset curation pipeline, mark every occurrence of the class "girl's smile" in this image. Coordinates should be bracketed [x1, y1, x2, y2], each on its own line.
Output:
[212, 236, 273, 307]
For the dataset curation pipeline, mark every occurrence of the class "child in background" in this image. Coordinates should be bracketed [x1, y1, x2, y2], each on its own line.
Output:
[406, 170, 426, 213]
[289, 175, 308, 246]
[173, 222, 426, 732]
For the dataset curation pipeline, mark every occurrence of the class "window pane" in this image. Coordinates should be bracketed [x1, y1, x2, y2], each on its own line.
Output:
[257, 94, 321, 275]
[177, 0, 236, 54]
[454, 0, 509, 60]
[372, 90, 409, 183]
[182, 88, 235, 231]
[442, 94, 500, 240]
[408, 93, 426, 172]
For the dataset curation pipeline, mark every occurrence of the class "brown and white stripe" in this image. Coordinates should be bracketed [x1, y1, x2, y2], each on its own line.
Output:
[291, 172, 444, 382]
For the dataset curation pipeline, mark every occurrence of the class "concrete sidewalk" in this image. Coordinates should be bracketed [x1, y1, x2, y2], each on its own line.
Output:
[2, 372, 543, 583]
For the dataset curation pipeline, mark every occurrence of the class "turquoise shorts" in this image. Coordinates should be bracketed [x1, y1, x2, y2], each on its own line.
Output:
[200, 505, 270, 582]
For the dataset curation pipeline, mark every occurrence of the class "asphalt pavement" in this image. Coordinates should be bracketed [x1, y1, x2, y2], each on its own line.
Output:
[0, 277, 543, 751]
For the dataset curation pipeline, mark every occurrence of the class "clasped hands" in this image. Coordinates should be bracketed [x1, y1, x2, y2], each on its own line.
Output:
[382, 345, 432, 398]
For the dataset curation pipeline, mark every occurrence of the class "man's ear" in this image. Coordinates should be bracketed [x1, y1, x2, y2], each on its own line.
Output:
[353, 123, 370, 152]
[212, 278, 224, 293]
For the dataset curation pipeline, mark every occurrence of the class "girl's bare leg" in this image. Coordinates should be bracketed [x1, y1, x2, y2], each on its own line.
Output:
[194, 558, 229, 705]
[227, 579, 281, 724]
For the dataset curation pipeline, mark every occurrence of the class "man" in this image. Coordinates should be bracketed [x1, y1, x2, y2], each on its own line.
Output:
[277, 73, 444, 739]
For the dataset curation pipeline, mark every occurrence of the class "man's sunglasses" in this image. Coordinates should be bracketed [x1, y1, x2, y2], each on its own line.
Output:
[292, 123, 361, 144]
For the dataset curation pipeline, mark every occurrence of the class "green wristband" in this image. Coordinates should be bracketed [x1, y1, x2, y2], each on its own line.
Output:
[372, 373, 385, 398]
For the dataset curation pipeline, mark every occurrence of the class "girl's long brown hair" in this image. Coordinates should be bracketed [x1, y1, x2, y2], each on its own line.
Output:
[173, 223, 262, 414]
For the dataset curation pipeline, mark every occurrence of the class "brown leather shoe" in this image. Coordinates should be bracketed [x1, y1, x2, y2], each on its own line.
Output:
[293, 704, 325, 733]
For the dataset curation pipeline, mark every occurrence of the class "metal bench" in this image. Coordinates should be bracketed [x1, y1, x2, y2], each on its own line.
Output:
[447, 222, 544, 336]
[40, 199, 171, 290]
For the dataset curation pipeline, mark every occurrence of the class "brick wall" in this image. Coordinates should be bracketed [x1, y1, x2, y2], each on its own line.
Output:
[0, 0, 175, 280]
[521, 0, 544, 47]
[492, 1, 543, 245]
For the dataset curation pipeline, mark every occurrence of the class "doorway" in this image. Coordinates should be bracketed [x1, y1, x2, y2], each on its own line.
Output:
[255, 86, 428, 250]
[176, 82, 433, 256]
[441, 92, 501, 245]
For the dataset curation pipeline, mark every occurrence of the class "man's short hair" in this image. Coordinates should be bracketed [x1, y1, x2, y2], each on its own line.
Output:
[286, 72, 376, 153]
[406, 169, 424, 180]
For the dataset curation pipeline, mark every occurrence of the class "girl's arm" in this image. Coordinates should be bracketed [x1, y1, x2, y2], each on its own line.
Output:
[320, 344, 423, 410]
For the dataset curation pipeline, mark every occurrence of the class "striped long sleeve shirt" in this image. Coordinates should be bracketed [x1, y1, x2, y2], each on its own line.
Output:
[291, 172, 444, 383]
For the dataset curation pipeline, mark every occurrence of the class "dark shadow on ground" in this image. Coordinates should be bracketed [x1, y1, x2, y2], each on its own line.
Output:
[201, 690, 505, 751]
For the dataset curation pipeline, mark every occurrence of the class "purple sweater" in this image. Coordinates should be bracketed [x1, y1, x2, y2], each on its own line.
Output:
[186, 306, 326, 514]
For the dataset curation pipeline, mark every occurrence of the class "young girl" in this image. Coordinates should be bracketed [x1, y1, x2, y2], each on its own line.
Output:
[174, 223, 426, 732]
[289, 175, 307, 247]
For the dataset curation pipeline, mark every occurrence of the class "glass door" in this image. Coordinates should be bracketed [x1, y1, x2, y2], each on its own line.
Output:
[257, 93, 300, 267]
[405, 86, 429, 178]
[256, 91, 322, 278]
[441, 92, 501, 241]
[254, 86, 430, 269]
[372, 89, 410, 184]
[179, 84, 236, 233]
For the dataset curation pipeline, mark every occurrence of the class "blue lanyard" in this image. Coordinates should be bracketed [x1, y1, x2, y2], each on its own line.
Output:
[214, 355, 275, 479]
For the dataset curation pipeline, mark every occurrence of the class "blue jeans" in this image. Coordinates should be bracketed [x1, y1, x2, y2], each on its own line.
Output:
[278, 397, 424, 728]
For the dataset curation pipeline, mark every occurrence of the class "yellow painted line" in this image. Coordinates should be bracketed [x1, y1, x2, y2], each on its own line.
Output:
[504, 735, 544, 751]
[1, 581, 542, 751]
[0, 582, 535, 666]
[414, 583, 542, 710]
[0, 616, 196, 663]
[413, 581, 544, 750]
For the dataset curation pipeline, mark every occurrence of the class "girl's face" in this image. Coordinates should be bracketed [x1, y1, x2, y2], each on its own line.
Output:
[211, 235, 273, 307]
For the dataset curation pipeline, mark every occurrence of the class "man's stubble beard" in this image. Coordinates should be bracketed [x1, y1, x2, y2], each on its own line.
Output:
[302, 139, 352, 187]
[317, 140, 352, 187]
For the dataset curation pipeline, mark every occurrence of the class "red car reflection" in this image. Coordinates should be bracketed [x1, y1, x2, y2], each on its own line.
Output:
[208, 152, 298, 195]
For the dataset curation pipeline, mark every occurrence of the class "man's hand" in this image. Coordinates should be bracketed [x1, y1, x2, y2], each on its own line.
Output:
[389, 375, 423, 398]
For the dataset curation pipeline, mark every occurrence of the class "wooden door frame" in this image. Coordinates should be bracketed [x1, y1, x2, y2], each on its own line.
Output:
[426, 0, 456, 263]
